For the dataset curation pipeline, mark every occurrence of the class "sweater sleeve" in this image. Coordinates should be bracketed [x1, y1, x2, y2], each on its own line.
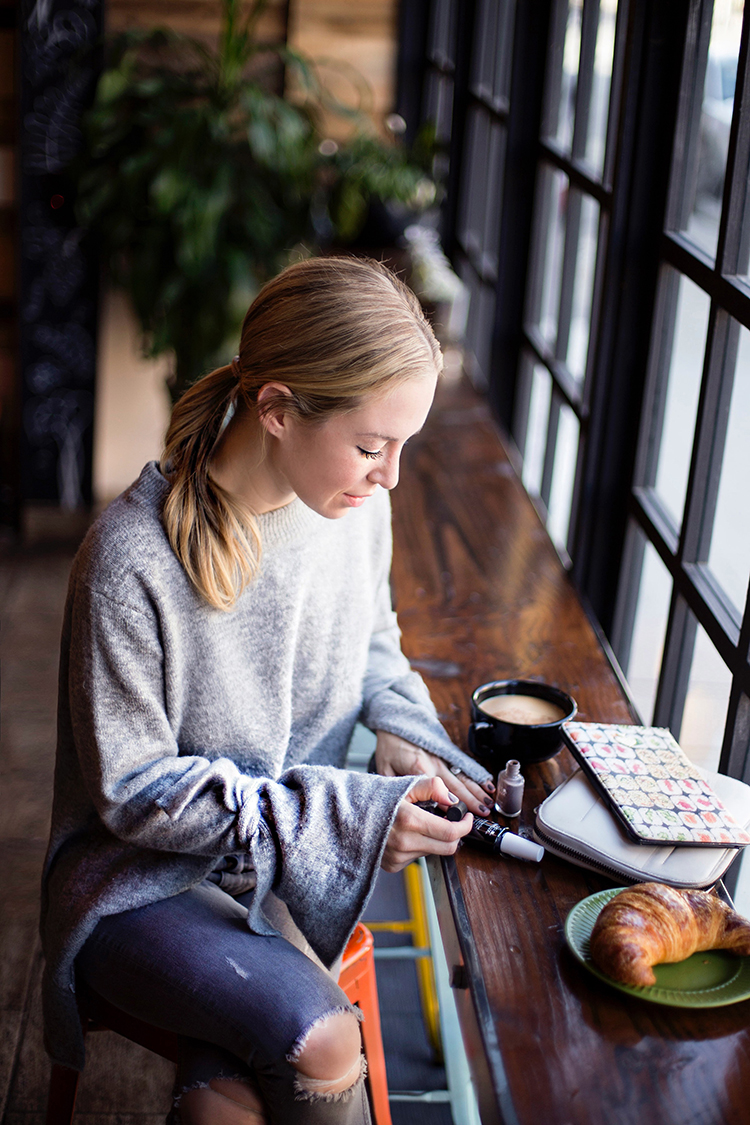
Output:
[358, 551, 492, 788]
[66, 581, 265, 855]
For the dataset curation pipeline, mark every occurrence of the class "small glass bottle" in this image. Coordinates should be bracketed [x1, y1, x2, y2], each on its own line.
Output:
[495, 759, 524, 818]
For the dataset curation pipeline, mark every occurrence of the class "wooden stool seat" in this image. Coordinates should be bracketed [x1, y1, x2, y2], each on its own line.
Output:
[46, 921, 391, 1125]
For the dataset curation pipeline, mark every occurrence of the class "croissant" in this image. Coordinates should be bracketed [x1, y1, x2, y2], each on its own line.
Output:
[589, 882, 750, 988]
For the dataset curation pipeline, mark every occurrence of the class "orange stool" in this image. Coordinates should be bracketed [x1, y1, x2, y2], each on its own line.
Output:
[46, 922, 390, 1125]
[338, 923, 392, 1125]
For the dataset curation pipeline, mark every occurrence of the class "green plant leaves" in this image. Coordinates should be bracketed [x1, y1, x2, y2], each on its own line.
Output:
[71, 0, 435, 398]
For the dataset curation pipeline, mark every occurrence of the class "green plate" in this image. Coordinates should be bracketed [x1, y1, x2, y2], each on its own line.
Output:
[565, 887, 750, 1007]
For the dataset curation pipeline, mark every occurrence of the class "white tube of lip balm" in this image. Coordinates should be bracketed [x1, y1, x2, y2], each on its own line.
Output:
[498, 831, 544, 862]
[468, 818, 545, 862]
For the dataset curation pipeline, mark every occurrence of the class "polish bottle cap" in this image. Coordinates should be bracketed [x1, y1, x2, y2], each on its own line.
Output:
[499, 832, 544, 863]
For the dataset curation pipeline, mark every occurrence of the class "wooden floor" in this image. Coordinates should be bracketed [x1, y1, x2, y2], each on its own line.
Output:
[0, 527, 450, 1125]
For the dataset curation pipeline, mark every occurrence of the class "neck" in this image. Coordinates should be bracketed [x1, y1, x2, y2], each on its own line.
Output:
[209, 406, 296, 514]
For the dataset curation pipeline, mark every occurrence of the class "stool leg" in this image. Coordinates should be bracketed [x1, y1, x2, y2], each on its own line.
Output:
[355, 952, 392, 1125]
[46, 1064, 81, 1125]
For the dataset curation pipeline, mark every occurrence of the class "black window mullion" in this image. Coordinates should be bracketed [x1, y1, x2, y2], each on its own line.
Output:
[542, 0, 571, 140]
[721, 578, 750, 777]
[570, 0, 601, 162]
[652, 590, 698, 739]
[569, 0, 691, 634]
[540, 391, 561, 510]
[665, 0, 713, 234]
[601, 0, 630, 190]
[721, 6, 750, 276]
[610, 519, 648, 681]
[633, 265, 681, 490]
[680, 307, 741, 568]
[722, 689, 750, 782]
[441, 0, 477, 261]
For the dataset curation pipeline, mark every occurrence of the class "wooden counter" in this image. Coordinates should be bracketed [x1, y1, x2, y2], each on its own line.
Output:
[390, 374, 750, 1125]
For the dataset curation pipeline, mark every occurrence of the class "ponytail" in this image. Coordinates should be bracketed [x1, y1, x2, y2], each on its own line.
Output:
[160, 256, 442, 611]
[160, 363, 262, 611]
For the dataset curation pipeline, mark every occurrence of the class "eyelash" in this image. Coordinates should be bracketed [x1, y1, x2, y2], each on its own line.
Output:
[358, 447, 383, 460]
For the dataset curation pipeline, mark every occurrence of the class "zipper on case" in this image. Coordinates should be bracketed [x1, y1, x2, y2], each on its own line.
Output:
[532, 818, 716, 889]
[532, 820, 633, 882]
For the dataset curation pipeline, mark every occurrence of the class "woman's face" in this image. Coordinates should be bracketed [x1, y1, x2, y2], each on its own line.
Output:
[269, 373, 438, 519]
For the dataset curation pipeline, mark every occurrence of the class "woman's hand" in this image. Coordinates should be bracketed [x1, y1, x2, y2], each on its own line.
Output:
[374, 730, 494, 816]
[381, 776, 473, 873]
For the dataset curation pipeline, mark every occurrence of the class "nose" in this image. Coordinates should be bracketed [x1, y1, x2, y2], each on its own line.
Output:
[367, 449, 400, 490]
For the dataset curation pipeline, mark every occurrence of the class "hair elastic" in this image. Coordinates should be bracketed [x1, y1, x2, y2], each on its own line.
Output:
[230, 355, 242, 380]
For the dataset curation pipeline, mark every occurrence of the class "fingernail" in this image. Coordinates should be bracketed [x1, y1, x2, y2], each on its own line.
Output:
[484, 782, 496, 794]
[479, 804, 491, 815]
[448, 793, 459, 803]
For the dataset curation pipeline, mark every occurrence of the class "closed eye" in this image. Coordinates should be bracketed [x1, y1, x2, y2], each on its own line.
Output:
[358, 446, 383, 460]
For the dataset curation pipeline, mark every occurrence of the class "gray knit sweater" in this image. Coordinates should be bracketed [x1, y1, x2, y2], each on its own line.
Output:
[41, 462, 488, 1069]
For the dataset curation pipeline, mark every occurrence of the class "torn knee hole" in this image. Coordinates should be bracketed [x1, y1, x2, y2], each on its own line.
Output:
[293, 1054, 366, 1102]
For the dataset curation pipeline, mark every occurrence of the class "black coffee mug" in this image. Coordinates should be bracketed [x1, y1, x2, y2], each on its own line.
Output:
[468, 679, 577, 771]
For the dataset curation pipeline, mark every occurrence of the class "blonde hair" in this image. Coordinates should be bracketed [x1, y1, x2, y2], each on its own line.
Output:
[161, 256, 442, 610]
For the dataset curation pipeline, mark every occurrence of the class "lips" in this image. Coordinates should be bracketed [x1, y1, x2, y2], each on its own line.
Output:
[343, 492, 375, 507]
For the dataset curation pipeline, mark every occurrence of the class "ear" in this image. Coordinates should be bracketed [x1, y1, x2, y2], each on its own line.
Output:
[257, 382, 294, 439]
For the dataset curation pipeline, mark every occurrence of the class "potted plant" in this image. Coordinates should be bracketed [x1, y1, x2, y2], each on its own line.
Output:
[73, 0, 433, 400]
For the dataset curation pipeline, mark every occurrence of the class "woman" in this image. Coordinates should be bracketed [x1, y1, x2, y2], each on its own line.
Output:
[41, 257, 494, 1125]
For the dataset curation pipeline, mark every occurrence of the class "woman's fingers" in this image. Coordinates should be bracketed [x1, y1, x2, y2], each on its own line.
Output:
[381, 788, 473, 872]
[374, 731, 495, 816]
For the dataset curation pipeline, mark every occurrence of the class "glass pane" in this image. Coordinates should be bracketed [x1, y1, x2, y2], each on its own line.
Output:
[544, 0, 581, 154]
[624, 534, 672, 725]
[565, 192, 600, 381]
[681, 4, 742, 259]
[584, 0, 618, 177]
[482, 122, 506, 275]
[494, 0, 516, 105]
[707, 321, 750, 613]
[528, 164, 568, 347]
[425, 71, 454, 145]
[428, 0, 458, 67]
[472, 0, 500, 99]
[547, 402, 579, 550]
[680, 620, 732, 772]
[457, 107, 489, 257]
[652, 272, 710, 527]
[460, 265, 495, 388]
[521, 363, 552, 497]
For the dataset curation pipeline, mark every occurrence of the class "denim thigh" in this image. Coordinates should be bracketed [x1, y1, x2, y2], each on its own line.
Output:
[76, 880, 354, 1070]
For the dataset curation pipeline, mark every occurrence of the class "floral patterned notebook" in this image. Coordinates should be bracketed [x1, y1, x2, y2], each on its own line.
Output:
[562, 722, 750, 847]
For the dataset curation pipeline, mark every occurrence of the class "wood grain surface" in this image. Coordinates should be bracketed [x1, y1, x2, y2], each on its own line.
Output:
[391, 374, 750, 1125]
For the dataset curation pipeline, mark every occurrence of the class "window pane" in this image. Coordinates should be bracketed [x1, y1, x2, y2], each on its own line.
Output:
[707, 321, 750, 613]
[521, 363, 552, 497]
[425, 71, 454, 144]
[544, 0, 580, 154]
[547, 402, 579, 550]
[584, 0, 618, 177]
[527, 164, 568, 347]
[459, 265, 496, 388]
[458, 107, 490, 257]
[565, 192, 600, 381]
[494, 0, 516, 105]
[624, 534, 672, 724]
[680, 619, 732, 772]
[675, 3, 743, 260]
[472, 0, 515, 107]
[428, 0, 458, 67]
[652, 273, 710, 527]
[457, 111, 506, 276]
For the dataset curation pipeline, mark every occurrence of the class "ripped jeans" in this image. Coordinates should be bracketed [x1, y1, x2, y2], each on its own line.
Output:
[75, 881, 372, 1125]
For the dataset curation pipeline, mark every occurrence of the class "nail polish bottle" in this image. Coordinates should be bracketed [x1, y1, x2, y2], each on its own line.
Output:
[495, 760, 524, 818]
